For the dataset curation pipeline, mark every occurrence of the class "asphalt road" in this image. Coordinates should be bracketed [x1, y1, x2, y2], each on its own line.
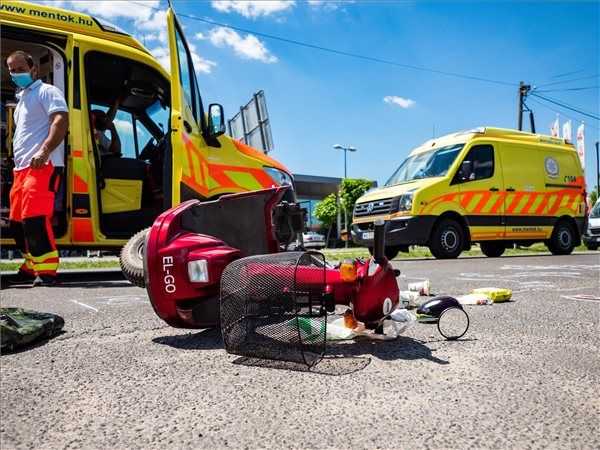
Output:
[1, 253, 599, 450]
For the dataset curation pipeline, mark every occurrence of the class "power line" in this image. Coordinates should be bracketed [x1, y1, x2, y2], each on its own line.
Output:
[527, 97, 598, 131]
[536, 74, 599, 88]
[130, 1, 517, 87]
[530, 93, 600, 121]
[547, 68, 590, 79]
[535, 86, 599, 93]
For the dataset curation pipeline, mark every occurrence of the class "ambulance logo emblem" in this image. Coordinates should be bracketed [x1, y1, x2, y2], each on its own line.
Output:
[545, 157, 559, 178]
[366, 202, 374, 213]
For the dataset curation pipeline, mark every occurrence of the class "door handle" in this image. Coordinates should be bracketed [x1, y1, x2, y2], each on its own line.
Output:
[489, 187, 499, 192]
[183, 120, 192, 134]
[506, 187, 515, 192]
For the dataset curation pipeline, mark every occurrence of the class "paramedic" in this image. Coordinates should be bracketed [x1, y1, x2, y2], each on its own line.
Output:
[7, 50, 68, 287]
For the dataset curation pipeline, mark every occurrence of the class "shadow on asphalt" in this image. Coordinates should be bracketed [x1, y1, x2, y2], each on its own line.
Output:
[232, 355, 371, 376]
[152, 328, 223, 350]
[327, 336, 449, 365]
[154, 329, 448, 376]
[232, 337, 447, 376]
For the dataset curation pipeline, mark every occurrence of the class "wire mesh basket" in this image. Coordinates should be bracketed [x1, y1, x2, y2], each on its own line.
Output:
[220, 252, 327, 367]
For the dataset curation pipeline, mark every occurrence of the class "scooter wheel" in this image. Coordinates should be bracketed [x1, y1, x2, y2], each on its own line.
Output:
[437, 307, 469, 340]
[120, 228, 149, 288]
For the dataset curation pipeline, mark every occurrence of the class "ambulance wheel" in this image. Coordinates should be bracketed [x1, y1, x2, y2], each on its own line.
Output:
[547, 221, 575, 255]
[120, 228, 149, 288]
[429, 219, 464, 259]
[480, 241, 505, 257]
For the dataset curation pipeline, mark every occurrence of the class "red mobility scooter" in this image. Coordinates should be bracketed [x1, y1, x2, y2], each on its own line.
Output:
[142, 187, 468, 366]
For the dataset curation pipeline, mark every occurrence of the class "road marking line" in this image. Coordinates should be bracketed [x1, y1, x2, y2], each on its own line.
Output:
[70, 300, 99, 312]
[560, 294, 600, 303]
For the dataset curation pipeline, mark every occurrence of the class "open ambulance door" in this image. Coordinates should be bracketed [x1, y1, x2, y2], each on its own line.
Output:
[166, 7, 220, 205]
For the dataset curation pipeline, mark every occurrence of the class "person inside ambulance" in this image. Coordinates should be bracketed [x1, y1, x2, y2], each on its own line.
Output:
[90, 98, 122, 157]
[6, 50, 68, 287]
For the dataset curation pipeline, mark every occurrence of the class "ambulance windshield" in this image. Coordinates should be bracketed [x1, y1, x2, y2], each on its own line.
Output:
[385, 144, 464, 186]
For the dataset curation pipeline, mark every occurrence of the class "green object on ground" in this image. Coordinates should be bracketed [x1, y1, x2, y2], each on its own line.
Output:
[0, 307, 65, 352]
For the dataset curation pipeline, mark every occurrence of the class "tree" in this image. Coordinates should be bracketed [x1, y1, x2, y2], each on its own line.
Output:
[314, 193, 339, 246]
[339, 178, 373, 216]
[314, 193, 338, 227]
[590, 186, 598, 207]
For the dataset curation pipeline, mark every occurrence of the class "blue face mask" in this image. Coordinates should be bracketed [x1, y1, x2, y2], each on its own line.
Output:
[10, 72, 34, 89]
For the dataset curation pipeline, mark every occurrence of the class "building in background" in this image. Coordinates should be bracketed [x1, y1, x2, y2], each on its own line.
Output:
[293, 174, 341, 230]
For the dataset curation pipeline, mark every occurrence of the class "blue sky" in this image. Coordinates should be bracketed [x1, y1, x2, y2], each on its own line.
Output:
[40, 1, 599, 188]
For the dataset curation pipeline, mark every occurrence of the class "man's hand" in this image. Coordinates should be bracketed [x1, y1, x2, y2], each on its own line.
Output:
[30, 146, 50, 169]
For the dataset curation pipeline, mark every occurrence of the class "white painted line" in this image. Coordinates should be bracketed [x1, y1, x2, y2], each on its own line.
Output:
[70, 300, 99, 312]
[560, 295, 600, 303]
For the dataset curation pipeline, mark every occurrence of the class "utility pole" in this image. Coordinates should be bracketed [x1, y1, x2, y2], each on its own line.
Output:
[596, 141, 599, 198]
[517, 81, 532, 131]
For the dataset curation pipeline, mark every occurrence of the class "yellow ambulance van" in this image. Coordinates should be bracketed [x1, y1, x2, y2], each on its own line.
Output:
[0, 1, 293, 251]
[352, 127, 587, 259]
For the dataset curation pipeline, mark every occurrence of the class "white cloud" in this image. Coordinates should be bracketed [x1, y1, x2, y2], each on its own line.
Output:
[308, 1, 354, 11]
[37, 1, 217, 74]
[195, 32, 207, 40]
[208, 27, 277, 63]
[383, 96, 416, 109]
[68, 0, 159, 21]
[150, 45, 217, 74]
[211, 1, 295, 18]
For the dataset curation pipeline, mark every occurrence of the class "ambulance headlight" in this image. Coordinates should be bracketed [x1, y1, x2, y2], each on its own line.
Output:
[188, 259, 209, 283]
[397, 192, 414, 212]
[263, 167, 293, 187]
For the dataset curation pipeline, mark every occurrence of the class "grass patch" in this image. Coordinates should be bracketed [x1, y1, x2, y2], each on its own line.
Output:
[0, 260, 120, 272]
[1, 243, 592, 272]
[322, 243, 591, 261]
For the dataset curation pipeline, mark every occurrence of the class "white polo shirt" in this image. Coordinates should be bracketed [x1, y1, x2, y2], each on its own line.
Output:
[13, 79, 68, 170]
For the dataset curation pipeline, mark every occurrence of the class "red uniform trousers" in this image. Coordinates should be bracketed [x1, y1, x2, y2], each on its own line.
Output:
[9, 163, 62, 278]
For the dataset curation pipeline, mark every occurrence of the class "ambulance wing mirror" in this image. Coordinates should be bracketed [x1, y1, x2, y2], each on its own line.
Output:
[207, 103, 226, 138]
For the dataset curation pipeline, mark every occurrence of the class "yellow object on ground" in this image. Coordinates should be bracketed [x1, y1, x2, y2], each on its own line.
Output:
[471, 287, 512, 303]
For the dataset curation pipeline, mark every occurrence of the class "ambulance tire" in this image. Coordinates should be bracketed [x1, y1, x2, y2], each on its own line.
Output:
[547, 220, 576, 255]
[120, 228, 149, 288]
[480, 241, 505, 257]
[429, 219, 464, 259]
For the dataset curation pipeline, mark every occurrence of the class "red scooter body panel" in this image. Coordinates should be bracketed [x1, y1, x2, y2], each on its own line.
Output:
[143, 188, 400, 330]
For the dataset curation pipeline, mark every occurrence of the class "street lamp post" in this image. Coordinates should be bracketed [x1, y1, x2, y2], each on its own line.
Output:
[596, 141, 600, 197]
[333, 144, 357, 179]
[333, 144, 358, 248]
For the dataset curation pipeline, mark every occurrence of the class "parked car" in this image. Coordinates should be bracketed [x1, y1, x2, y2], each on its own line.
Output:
[583, 199, 600, 250]
[303, 231, 326, 249]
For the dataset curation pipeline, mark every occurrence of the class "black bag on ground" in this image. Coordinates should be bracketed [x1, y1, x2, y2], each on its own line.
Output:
[0, 307, 65, 352]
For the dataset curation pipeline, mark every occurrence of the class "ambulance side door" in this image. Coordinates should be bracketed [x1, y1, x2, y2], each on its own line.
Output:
[501, 143, 548, 241]
[453, 143, 505, 241]
[166, 7, 210, 205]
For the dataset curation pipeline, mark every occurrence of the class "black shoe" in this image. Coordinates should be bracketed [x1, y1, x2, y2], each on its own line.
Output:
[32, 275, 58, 287]
[6, 269, 36, 286]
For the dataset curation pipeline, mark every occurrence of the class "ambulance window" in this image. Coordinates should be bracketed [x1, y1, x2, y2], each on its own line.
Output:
[135, 121, 152, 152]
[464, 145, 494, 181]
[112, 110, 137, 159]
[90, 104, 137, 159]
[175, 26, 197, 122]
